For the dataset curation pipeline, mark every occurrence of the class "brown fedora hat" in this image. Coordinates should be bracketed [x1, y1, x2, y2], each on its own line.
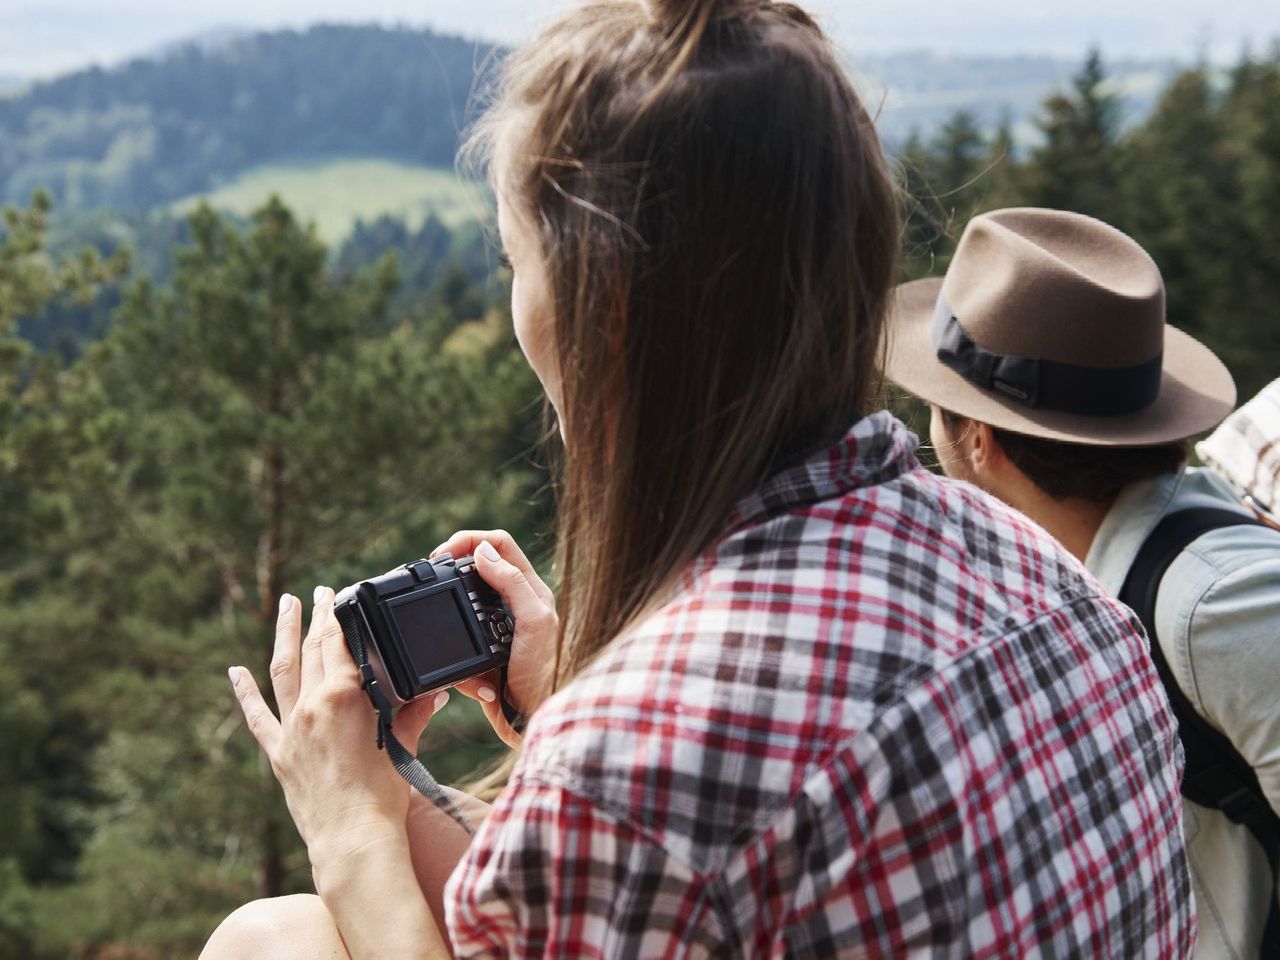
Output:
[885, 208, 1236, 446]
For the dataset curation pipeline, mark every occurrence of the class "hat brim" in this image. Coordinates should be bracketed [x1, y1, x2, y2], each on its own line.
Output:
[885, 278, 1237, 446]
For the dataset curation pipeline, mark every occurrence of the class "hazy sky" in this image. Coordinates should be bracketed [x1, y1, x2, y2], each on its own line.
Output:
[3, 0, 1278, 79]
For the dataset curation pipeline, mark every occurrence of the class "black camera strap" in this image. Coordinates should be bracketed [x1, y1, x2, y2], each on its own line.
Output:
[333, 602, 477, 838]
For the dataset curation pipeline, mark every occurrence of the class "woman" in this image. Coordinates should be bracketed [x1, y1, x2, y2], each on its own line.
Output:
[203, 0, 1194, 956]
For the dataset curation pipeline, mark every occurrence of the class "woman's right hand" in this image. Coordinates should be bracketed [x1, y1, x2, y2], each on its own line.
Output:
[431, 530, 558, 747]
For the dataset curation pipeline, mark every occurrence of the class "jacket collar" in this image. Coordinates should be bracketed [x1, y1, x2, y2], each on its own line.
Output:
[729, 410, 920, 531]
[1085, 471, 1184, 594]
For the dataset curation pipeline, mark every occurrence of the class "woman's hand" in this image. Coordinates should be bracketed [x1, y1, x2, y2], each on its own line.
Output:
[431, 530, 559, 746]
[229, 588, 448, 868]
[228, 590, 454, 958]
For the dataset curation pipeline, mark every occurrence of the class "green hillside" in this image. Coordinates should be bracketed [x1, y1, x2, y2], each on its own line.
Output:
[0, 23, 1208, 214]
[170, 158, 485, 243]
[0, 25, 494, 212]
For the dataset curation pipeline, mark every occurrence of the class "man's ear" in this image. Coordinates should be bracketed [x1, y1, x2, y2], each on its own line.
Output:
[968, 420, 1004, 476]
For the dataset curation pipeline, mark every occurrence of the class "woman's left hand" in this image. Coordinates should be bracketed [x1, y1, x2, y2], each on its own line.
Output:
[229, 587, 446, 867]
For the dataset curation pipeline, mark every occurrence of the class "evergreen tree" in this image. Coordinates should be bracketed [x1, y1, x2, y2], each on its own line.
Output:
[1119, 68, 1240, 344]
[0, 193, 128, 959]
[896, 129, 942, 278]
[931, 110, 987, 203]
[1215, 53, 1280, 399]
[1020, 49, 1122, 217]
[975, 113, 1023, 211]
[1, 197, 544, 957]
[897, 111, 1018, 280]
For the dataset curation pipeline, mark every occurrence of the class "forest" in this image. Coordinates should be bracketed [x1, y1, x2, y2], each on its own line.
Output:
[0, 43, 1279, 959]
[0, 25, 493, 210]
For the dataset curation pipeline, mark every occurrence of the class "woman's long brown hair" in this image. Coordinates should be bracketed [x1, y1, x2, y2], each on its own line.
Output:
[465, 0, 898, 702]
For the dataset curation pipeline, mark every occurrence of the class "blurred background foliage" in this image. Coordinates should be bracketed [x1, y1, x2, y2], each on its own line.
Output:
[1, 22, 1279, 958]
[0, 191, 549, 957]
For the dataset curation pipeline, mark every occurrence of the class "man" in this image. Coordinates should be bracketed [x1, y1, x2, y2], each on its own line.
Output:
[887, 206, 1280, 960]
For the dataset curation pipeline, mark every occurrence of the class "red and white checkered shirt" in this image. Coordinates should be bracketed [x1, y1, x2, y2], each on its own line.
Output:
[444, 412, 1194, 958]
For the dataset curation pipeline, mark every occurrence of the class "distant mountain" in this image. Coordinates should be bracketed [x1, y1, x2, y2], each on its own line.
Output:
[0, 75, 28, 96]
[855, 51, 1182, 149]
[0, 24, 495, 211]
[0, 23, 1185, 214]
[150, 26, 253, 59]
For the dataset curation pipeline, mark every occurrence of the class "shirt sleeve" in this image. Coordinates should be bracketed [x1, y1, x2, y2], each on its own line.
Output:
[444, 775, 725, 959]
[1170, 548, 1280, 818]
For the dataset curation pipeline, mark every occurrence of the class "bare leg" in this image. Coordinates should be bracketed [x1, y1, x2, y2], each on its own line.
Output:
[201, 786, 485, 959]
[200, 894, 349, 960]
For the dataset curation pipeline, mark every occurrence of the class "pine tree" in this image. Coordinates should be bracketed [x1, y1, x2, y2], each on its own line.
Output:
[1119, 68, 1240, 345]
[931, 111, 987, 204]
[0, 193, 128, 960]
[1020, 49, 1123, 218]
[975, 114, 1023, 212]
[1215, 52, 1280, 400]
[897, 129, 938, 278]
[7, 197, 543, 956]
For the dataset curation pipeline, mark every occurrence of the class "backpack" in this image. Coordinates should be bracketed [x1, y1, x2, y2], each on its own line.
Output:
[1119, 508, 1280, 959]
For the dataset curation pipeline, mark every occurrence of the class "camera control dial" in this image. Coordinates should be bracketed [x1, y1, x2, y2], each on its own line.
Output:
[489, 610, 514, 643]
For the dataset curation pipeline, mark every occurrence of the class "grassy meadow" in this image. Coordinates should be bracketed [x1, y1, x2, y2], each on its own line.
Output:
[172, 158, 487, 243]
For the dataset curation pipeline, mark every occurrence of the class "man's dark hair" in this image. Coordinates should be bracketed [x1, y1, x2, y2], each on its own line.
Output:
[940, 409, 1189, 503]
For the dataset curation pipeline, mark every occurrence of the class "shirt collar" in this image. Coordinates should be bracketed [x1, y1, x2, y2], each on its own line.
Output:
[729, 410, 920, 530]
[1085, 470, 1185, 594]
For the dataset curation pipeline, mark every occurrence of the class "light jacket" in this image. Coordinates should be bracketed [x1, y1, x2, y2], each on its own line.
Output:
[1088, 468, 1280, 960]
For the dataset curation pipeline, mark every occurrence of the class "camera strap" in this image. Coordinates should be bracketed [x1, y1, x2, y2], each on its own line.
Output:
[334, 603, 477, 838]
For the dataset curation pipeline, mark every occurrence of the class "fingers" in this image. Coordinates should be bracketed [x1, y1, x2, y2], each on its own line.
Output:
[472, 540, 557, 638]
[269, 594, 302, 718]
[452, 674, 499, 705]
[431, 530, 555, 607]
[300, 586, 328, 690]
[454, 673, 523, 748]
[312, 586, 359, 685]
[229, 666, 281, 759]
[392, 690, 451, 754]
[432, 529, 526, 563]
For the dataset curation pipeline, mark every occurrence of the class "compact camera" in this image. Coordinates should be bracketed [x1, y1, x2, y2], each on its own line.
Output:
[333, 554, 520, 725]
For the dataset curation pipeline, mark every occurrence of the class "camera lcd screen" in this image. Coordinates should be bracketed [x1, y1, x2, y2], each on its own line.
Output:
[388, 589, 481, 678]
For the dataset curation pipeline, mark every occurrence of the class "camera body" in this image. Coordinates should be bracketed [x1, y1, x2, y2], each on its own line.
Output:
[334, 553, 515, 708]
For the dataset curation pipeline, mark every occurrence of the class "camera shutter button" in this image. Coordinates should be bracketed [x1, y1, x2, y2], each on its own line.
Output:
[407, 559, 436, 582]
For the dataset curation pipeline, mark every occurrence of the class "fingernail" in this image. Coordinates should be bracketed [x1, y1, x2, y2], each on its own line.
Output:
[478, 540, 500, 562]
[278, 594, 291, 615]
[313, 585, 324, 604]
[228, 666, 241, 688]
[434, 691, 450, 712]
[429, 544, 445, 558]
[477, 686, 496, 703]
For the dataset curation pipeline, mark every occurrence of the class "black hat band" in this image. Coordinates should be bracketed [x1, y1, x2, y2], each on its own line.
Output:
[931, 293, 1163, 417]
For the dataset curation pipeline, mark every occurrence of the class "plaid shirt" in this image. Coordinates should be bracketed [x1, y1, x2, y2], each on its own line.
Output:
[444, 412, 1194, 958]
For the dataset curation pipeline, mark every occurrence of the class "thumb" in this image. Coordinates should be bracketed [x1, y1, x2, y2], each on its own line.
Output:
[474, 540, 553, 631]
